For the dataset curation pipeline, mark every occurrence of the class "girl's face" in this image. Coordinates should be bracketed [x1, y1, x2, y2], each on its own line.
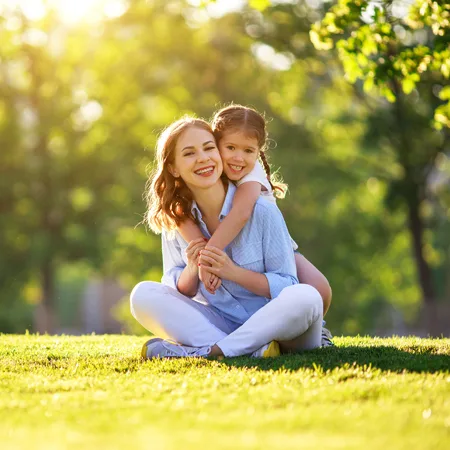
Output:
[218, 130, 259, 181]
[170, 126, 223, 191]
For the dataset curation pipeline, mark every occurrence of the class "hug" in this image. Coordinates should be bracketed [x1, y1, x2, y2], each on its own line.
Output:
[130, 105, 333, 359]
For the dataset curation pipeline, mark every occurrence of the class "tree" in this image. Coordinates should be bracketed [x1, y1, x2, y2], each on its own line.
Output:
[310, 0, 450, 334]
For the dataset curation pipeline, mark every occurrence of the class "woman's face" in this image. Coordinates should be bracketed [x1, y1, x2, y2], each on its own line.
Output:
[171, 126, 223, 191]
[218, 130, 259, 181]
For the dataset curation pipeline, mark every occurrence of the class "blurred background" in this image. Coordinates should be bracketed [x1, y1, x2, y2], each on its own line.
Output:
[0, 0, 449, 337]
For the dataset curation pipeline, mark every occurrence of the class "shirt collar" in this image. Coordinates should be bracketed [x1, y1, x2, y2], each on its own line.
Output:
[190, 181, 236, 221]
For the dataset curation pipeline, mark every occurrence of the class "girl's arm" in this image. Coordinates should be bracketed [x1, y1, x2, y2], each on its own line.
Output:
[208, 181, 261, 249]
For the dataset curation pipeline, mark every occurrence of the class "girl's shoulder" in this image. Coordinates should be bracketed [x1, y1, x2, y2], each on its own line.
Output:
[236, 160, 272, 193]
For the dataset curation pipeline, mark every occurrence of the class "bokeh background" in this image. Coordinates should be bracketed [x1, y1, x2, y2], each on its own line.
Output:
[1, 0, 449, 337]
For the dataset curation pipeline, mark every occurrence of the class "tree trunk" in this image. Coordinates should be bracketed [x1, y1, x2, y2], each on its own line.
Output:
[390, 77, 439, 336]
[34, 262, 57, 334]
[407, 199, 439, 336]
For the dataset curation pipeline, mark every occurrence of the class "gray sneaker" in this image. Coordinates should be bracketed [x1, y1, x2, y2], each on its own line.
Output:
[321, 326, 334, 347]
[141, 338, 211, 360]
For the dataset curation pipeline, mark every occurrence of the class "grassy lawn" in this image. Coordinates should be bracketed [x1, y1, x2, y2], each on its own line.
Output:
[1, 334, 450, 450]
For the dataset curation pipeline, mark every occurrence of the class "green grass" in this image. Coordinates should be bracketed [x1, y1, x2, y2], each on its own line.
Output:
[1, 335, 450, 450]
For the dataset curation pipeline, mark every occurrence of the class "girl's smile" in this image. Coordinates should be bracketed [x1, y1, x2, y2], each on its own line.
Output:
[218, 130, 259, 181]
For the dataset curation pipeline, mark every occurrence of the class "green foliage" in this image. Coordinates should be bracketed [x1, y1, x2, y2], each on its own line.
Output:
[1, 0, 448, 335]
[311, 0, 450, 127]
[1, 335, 449, 449]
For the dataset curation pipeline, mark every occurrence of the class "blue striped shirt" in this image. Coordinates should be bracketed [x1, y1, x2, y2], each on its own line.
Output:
[161, 182, 298, 325]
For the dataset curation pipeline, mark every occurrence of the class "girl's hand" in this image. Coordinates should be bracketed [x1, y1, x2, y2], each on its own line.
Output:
[199, 246, 237, 281]
[185, 238, 207, 275]
[199, 266, 222, 294]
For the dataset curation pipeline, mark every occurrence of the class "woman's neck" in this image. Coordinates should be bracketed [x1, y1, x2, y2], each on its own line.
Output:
[192, 180, 227, 229]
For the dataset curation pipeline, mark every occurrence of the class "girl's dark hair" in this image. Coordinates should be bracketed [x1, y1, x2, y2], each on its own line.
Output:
[211, 104, 287, 198]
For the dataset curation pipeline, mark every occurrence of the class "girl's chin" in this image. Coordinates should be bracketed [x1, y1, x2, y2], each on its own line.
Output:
[223, 171, 242, 181]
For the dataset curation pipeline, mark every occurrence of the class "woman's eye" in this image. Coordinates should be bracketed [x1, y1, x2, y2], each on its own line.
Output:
[184, 152, 194, 157]
[205, 146, 216, 151]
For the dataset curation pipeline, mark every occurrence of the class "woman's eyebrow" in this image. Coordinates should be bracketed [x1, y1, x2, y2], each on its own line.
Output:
[202, 140, 214, 146]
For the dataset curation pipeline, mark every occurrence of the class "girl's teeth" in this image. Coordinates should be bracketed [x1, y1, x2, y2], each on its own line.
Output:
[230, 165, 243, 171]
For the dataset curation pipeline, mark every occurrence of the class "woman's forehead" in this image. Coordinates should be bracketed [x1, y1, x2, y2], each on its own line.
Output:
[176, 126, 215, 150]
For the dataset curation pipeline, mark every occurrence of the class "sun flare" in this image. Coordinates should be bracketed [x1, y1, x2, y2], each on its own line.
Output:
[3, 0, 128, 25]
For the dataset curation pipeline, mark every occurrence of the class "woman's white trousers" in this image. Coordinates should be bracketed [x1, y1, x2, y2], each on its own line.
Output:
[130, 282, 323, 357]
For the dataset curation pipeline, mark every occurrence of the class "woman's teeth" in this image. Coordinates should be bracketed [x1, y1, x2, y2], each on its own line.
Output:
[195, 167, 214, 175]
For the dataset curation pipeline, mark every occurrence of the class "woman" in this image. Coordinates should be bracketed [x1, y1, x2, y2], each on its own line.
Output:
[130, 117, 323, 358]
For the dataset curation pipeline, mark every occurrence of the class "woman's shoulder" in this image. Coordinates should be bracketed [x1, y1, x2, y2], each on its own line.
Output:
[253, 197, 283, 220]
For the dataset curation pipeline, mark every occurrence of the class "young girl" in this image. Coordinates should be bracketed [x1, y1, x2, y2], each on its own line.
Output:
[176, 105, 333, 344]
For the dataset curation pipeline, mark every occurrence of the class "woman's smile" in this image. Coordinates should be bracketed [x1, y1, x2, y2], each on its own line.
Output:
[171, 126, 223, 189]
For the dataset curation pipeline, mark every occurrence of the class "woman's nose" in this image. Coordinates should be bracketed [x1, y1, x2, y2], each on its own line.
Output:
[197, 150, 211, 162]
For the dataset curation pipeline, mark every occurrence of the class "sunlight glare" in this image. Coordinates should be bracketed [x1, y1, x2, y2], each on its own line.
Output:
[6, 0, 129, 25]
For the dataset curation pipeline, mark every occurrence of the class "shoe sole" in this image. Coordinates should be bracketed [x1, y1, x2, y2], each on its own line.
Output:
[141, 337, 163, 360]
[262, 341, 280, 357]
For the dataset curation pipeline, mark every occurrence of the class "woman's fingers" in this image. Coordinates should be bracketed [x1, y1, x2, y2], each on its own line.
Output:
[199, 254, 220, 266]
[204, 246, 224, 256]
[199, 250, 223, 263]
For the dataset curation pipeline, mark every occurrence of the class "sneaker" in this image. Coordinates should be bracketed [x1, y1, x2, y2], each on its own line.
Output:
[251, 340, 280, 358]
[321, 326, 334, 347]
[141, 338, 211, 360]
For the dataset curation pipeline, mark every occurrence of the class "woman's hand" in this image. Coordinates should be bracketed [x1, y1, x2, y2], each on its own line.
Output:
[185, 238, 207, 275]
[199, 246, 237, 281]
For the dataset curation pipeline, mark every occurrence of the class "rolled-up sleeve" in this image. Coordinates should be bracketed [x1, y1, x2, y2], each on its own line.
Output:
[260, 205, 298, 299]
[161, 231, 186, 290]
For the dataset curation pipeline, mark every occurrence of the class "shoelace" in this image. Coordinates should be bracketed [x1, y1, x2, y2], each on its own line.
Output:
[161, 340, 210, 357]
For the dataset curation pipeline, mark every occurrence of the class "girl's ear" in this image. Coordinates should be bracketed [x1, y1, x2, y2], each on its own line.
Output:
[168, 164, 179, 178]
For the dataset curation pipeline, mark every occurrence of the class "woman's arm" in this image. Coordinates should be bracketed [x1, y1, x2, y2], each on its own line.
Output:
[162, 233, 205, 297]
[208, 182, 261, 249]
[178, 218, 205, 242]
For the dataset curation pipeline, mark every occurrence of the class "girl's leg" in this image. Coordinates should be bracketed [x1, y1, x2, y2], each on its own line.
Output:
[294, 252, 332, 315]
[216, 284, 323, 357]
[130, 281, 235, 348]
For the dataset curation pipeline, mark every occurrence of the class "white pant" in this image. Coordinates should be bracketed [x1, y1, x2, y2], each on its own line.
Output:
[130, 282, 323, 357]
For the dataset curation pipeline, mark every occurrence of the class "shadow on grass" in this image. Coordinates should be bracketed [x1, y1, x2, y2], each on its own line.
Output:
[220, 345, 450, 374]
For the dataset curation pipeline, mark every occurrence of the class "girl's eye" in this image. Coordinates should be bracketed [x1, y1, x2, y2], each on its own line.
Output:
[245, 149, 255, 154]
[226, 146, 235, 151]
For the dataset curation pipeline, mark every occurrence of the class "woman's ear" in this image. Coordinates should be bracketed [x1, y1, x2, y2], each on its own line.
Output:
[168, 164, 179, 178]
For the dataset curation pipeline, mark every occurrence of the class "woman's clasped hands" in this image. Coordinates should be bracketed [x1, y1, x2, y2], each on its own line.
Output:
[199, 246, 237, 287]
[185, 238, 222, 295]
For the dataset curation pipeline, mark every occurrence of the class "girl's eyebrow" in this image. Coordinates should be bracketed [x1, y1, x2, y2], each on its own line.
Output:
[182, 141, 215, 152]
[223, 141, 257, 151]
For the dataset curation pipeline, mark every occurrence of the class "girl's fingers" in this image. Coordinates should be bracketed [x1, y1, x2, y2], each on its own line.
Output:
[186, 239, 206, 252]
[211, 277, 220, 290]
